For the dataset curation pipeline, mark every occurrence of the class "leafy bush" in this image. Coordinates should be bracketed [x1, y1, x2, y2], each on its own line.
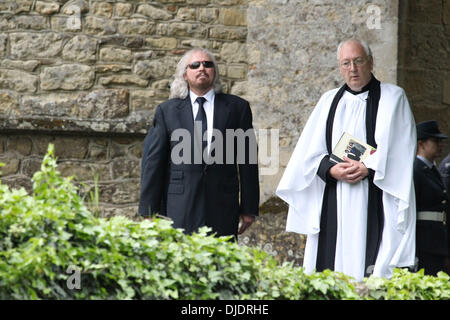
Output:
[363, 268, 450, 300]
[0, 145, 448, 300]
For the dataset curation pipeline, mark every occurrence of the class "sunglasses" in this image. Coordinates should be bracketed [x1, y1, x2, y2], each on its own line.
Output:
[187, 61, 214, 69]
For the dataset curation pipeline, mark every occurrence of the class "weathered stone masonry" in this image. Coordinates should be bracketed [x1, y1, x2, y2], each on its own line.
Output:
[0, 0, 249, 217]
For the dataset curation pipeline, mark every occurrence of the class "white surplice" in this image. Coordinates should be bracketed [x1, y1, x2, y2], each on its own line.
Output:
[276, 83, 417, 281]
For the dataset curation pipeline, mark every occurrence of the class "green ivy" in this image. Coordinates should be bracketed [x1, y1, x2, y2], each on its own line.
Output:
[0, 144, 448, 300]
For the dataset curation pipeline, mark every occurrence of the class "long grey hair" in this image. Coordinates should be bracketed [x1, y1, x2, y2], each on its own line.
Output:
[169, 48, 222, 99]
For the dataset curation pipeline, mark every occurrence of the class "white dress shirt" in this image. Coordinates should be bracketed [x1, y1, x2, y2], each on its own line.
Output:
[189, 89, 215, 152]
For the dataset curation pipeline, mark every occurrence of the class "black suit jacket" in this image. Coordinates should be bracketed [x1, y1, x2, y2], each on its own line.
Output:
[413, 158, 449, 257]
[139, 93, 260, 236]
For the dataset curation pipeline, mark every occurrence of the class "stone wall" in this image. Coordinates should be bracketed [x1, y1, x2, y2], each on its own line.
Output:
[0, 0, 248, 134]
[0, 0, 248, 219]
[398, 0, 450, 159]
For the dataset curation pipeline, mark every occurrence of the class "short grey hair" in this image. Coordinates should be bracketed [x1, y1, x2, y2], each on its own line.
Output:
[336, 39, 372, 60]
[169, 48, 222, 99]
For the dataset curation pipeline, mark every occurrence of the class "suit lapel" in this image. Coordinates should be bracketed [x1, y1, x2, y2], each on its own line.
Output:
[177, 96, 194, 134]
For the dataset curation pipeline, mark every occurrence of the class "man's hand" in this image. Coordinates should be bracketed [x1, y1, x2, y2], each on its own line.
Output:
[329, 156, 369, 184]
[238, 214, 255, 235]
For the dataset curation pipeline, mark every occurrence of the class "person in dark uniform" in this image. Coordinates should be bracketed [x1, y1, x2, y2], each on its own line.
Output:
[439, 153, 450, 192]
[414, 120, 450, 275]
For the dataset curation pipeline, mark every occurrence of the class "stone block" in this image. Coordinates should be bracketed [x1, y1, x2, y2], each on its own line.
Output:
[0, 155, 20, 175]
[40, 64, 95, 91]
[10, 32, 63, 59]
[115, 3, 133, 17]
[180, 39, 211, 49]
[209, 26, 247, 40]
[145, 37, 178, 49]
[117, 18, 155, 35]
[220, 8, 247, 26]
[50, 16, 81, 32]
[77, 89, 129, 119]
[11, 1, 33, 13]
[133, 59, 166, 79]
[6, 136, 32, 156]
[14, 15, 48, 30]
[176, 8, 196, 21]
[62, 35, 97, 62]
[99, 180, 140, 204]
[167, 23, 207, 38]
[92, 1, 113, 18]
[227, 64, 247, 79]
[199, 8, 219, 23]
[35, 1, 60, 15]
[1, 59, 40, 72]
[61, 0, 88, 14]
[220, 42, 247, 62]
[111, 158, 140, 179]
[95, 64, 132, 73]
[0, 90, 18, 115]
[84, 16, 116, 35]
[0, 69, 37, 92]
[99, 75, 148, 87]
[137, 4, 173, 20]
[58, 161, 110, 180]
[21, 158, 42, 177]
[99, 35, 144, 49]
[1, 176, 32, 193]
[130, 89, 157, 112]
[53, 137, 89, 159]
[18, 93, 80, 118]
[99, 47, 133, 63]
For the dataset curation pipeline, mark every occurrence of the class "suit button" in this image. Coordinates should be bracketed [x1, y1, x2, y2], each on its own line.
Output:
[442, 199, 447, 204]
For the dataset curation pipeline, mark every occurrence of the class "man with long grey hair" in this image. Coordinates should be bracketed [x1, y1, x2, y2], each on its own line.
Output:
[169, 48, 222, 99]
[277, 39, 417, 281]
[139, 48, 260, 238]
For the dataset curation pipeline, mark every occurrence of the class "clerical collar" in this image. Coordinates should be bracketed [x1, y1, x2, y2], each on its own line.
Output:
[345, 75, 374, 95]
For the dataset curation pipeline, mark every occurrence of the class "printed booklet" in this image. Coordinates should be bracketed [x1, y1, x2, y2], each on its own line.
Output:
[329, 132, 376, 164]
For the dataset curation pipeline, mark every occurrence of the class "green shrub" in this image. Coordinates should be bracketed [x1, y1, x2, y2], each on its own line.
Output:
[0, 145, 448, 300]
[363, 268, 450, 300]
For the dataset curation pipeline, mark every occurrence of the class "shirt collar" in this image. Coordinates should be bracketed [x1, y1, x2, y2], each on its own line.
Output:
[417, 155, 434, 168]
[189, 88, 215, 106]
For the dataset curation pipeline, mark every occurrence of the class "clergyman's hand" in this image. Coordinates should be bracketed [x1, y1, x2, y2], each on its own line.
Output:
[329, 156, 369, 184]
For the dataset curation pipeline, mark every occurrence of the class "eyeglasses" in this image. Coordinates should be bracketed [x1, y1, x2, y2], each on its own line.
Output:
[187, 61, 214, 69]
[340, 57, 367, 69]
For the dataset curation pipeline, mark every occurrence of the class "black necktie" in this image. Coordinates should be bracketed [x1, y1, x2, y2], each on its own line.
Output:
[195, 97, 207, 160]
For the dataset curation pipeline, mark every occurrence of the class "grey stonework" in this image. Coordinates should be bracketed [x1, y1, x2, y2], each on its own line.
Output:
[0, 0, 448, 266]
